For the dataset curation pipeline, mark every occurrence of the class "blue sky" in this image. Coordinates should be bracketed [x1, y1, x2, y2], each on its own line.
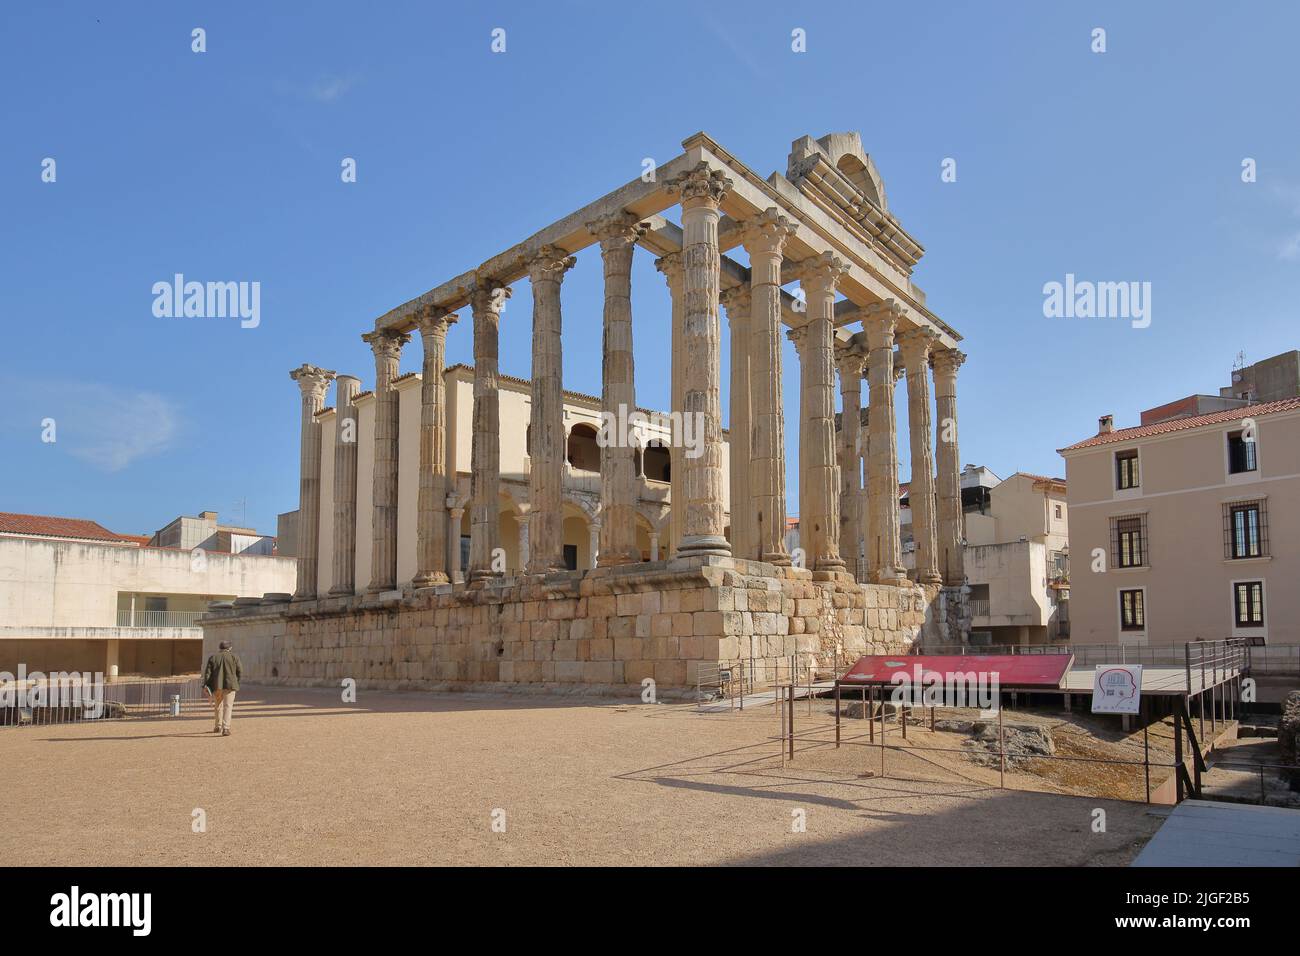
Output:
[3, 1, 1298, 536]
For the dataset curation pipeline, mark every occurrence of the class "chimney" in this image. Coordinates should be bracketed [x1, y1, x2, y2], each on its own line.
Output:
[200, 511, 218, 521]
[1098, 414, 1114, 434]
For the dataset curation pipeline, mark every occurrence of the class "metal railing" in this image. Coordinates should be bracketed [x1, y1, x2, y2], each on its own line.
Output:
[1, 675, 207, 728]
[116, 609, 208, 628]
[968, 599, 990, 618]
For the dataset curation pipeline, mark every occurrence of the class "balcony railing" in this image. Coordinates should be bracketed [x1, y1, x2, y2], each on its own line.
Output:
[969, 598, 991, 618]
[116, 609, 207, 628]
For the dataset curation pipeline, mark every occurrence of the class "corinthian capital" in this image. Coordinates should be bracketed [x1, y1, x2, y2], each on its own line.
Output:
[796, 251, 848, 297]
[741, 208, 798, 259]
[719, 284, 753, 318]
[785, 324, 809, 354]
[930, 347, 967, 376]
[586, 210, 647, 247]
[897, 326, 940, 369]
[834, 340, 867, 378]
[414, 304, 458, 341]
[527, 244, 577, 285]
[863, 298, 905, 350]
[654, 251, 684, 286]
[361, 328, 411, 362]
[289, 363, 336, 401]
[469, 275, 512, 316]
[666, 161, 732, 209]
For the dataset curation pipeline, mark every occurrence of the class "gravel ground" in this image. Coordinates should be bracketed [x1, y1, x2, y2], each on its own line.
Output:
[0, 685, 1162, 866]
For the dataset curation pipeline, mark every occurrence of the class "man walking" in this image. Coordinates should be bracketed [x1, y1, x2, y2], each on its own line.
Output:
[202, 640, 242, 736]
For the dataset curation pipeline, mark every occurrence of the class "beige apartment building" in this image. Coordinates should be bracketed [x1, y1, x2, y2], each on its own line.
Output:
[959, 469, 1069, 645]
[1060, 398, 1300, 646]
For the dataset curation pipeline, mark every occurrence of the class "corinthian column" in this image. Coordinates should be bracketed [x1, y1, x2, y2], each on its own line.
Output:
[360, 329, 409, 593]
[836, 340, 867, 581]
[932, 348, 968, 586]
[795, 253, 847, 573]
[742, 209, 796, 565]
[666, 162, 732, 557]
[589, 212, 645, 567]
[720, 285, 752, 559]
[289, 364, 336, 600]
[468, 277, 510, 584]
[412, 306, 457, 588]
[899, 328, 943, 585]
[328, 374, 361, 595]
[525, 245, 575, 574]
[864, 301, 906, 585]
[654, 251, 685, 557]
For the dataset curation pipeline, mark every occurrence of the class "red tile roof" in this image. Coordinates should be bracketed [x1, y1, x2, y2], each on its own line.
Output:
[0, 512, 126, 543]
[1058, 397, 1300, 453]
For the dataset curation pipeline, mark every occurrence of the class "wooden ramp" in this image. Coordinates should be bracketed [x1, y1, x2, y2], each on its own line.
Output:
[1132, 800, 1300, 867]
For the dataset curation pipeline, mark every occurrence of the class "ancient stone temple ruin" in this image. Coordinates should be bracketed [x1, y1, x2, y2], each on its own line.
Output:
[202, 131, 970, 692]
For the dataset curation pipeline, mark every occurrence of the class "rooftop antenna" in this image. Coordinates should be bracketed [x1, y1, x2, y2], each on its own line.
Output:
[233, 496, 247, 527]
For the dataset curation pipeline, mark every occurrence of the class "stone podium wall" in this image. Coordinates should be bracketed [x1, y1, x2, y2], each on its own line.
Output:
[202, 557, 945, 696]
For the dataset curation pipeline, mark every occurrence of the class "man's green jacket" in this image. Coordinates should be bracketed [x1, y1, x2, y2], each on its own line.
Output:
[202, 649, 242, 692]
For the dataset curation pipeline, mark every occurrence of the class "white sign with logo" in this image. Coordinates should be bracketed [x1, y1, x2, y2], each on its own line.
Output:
[1091, 664, 1142, 714]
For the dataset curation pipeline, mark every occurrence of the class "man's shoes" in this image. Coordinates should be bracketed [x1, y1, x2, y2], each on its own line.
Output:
[213, 727, 222, 734]
[221, 729, 231, 736]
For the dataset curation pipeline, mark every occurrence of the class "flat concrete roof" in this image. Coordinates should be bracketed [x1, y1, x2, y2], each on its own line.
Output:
[1132, 799, 1300, 866]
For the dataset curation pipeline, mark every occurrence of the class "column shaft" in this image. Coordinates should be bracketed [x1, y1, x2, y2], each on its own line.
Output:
[468, 279, 510, 583]
[669, 162, 732, 557]
[742, 210, 796, 565]
[655, 252, 685, 556]
[721, 286, 752, 558]
[413, 308, 457, 587]
[836, 344, 867, 581]
[361, 330, 408, 593]
[590, 213, 645, 567]
[526, 247, 575, 574]
[932, 349, 967, 586]
[795, 253, 847, 572]
[289, 364, 336, 599]
[900, 329, 943, 585]
[329, 374, 360, 595]
[865, 301, 907, 585]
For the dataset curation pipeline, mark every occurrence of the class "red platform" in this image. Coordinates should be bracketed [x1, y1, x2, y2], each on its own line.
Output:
[839, 654, 1074, 690]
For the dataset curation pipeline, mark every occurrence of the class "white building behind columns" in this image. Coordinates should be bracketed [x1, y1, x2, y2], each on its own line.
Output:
[308, 365, 731, 589]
